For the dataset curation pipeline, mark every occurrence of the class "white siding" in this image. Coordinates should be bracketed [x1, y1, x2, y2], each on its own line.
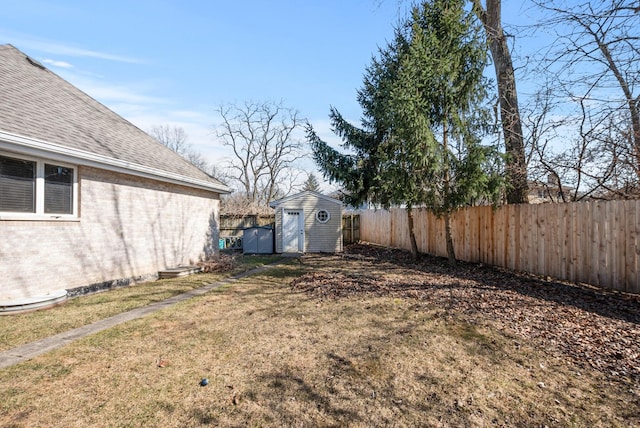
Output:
[273, 193, 342, 253]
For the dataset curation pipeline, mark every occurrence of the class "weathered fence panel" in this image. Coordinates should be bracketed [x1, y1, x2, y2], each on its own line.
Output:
[220, 214, 275, 237]
[359, 200, 640, 293]
[342, 214, 360, 245]
[221, 213, 361, 247]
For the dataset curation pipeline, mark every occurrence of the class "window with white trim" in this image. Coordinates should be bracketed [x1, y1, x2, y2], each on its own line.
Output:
[316, 209, 330, 223]
[0, 153, 77, 218]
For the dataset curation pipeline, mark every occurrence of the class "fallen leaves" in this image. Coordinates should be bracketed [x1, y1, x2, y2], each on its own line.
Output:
[292, 244, 640, 385]
[197, 254, 238, 273]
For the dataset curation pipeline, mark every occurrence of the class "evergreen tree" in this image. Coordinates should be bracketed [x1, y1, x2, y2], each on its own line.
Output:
[302, 173, 321, 192]
[390, 0, 503, 264]
[307, 0, 503, 262]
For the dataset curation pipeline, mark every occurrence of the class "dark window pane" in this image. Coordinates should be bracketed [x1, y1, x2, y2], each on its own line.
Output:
[316, 210, 329, 222]
[0, 155, 36, 212]
[44, 164, 73, 214]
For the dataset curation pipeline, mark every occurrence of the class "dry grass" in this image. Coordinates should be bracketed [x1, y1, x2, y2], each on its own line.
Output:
[0, 253, 638, 427]
[0, 254, 280, 352]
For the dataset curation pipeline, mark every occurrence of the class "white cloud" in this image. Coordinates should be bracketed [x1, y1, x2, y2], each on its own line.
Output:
[41, 58, 73, 68]
[2, 33, 144, 64]
[120, 110, 232, 163]
[307, 118, 343, 149]
[46, 67, 229, 162]
[44, 64, 227, 164]
[59, 72, 167, 105]
[171, 110, 210, 120]
[52, 44, 143, 64]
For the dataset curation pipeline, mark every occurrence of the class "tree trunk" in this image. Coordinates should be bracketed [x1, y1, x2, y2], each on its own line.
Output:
[594, 35, 640, 180]
[441, 108, 456, 265]
[472, 0, 529, 204]
[444, 211, 456, 266]
[407, 206, 419, 260]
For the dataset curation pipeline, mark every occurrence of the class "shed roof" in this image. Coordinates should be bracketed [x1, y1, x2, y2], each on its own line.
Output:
[0, 44, 229, 194]
[269, 191, 343, 208]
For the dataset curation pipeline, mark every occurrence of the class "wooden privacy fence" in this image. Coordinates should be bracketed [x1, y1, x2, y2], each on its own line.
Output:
[359, 200, 640, 294]
[342, 214, 360, 245]
[220, 214, 275, 237]
[219, 214, 276, 250]
[220, 213, 361, 246]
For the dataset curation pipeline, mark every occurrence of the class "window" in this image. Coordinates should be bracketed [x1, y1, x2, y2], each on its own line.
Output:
[0, 155, 35, 212]
[0, 153, 77, 219]
[316, 209, 330, 223]
[44, 163, 73, 214]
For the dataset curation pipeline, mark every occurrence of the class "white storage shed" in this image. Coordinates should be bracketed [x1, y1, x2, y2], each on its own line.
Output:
[269, 191, 343, 254]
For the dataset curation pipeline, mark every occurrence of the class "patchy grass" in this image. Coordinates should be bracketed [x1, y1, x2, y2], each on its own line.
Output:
[0, 252, 638, 427]
[236, 253, 282, 270]
[0, 254, 281, 352]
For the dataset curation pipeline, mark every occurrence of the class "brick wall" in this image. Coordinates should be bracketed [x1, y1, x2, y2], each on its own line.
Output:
[0, 166, 221, 301]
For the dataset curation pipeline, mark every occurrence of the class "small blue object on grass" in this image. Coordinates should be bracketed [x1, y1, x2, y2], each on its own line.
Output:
[200, 378, 209, 386]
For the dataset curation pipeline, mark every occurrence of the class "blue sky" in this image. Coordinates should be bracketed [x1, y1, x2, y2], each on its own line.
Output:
[1, 0, 543, 188]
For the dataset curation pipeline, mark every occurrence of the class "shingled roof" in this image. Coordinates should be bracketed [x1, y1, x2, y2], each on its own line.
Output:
[0, 44, 229, 193]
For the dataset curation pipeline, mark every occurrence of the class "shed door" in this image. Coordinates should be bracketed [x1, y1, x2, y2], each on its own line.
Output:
[283, 209, 304, 252]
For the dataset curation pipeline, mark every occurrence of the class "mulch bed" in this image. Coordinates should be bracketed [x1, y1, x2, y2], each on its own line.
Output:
[291, 243, 640, 385]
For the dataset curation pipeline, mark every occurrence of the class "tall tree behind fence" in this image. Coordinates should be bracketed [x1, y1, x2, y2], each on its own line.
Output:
[360, 200, 639, 294]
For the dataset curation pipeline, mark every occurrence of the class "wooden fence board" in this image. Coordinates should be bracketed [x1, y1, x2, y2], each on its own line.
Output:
[584, 202, 594, 286]
[614, 202, 623, 291]
[619, 201, 629, 291]
[514, 205, 522, 272]
[536, 205, 544, 276]
[358, 200, 640, 294]
[462, 209, 469, 261]
[458, 209, 467, 262]
[627, 201, 639, 292]
[496, 207, 505, 268]
[585, 202, 602, 285]
[524, 205, 533, 274]
[632, 201, 640, 292]
[551, 204, 560, 279]
[566, 203, 574, 281]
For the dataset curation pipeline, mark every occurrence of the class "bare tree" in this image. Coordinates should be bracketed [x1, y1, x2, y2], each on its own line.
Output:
[149, 124, 188, 154]
[220, 192, 274, 216]
[520, 82, 568, 202]
[149, 124, 212, 174]
[531, 0, 640, 198]
[215, 101, 306, 209]
[471, 0, 529, 204]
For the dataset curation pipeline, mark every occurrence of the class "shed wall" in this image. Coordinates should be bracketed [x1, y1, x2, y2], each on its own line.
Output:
[0, 166, 220, 301]
[274, 194, 342, 253]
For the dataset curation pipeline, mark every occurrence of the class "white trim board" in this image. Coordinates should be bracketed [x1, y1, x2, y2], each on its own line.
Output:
[0, 130, 231, 194]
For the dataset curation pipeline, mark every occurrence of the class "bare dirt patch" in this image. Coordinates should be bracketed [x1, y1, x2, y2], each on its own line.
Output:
[293, 243, 640, 385]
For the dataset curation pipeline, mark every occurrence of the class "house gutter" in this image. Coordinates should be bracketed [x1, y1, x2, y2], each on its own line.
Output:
[0, 130, 231, 194]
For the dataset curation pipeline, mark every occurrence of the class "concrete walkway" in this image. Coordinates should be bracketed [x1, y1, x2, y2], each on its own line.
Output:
[0, 263, 279, 370]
